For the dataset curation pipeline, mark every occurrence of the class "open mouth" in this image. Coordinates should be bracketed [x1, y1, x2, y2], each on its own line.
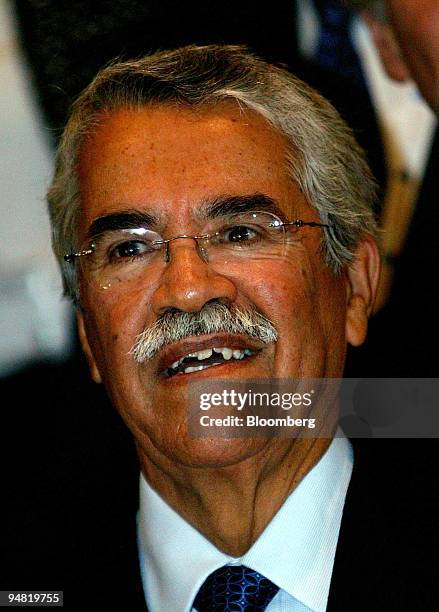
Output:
[163, 346, 256, 378]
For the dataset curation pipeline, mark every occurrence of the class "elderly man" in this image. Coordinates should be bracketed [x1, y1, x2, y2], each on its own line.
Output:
[340, 0, 439, 379]
[47, 45, 382, 610]
[42, 44, 384, 610]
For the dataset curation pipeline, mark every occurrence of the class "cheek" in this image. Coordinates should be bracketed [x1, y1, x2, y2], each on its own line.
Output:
[246, 259, 321, 324]
[242, 256, 346, 355]
[81, 295, 149, 429]
[81, 284, 150, 375]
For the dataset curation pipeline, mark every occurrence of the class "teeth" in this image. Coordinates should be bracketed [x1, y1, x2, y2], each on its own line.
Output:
[184, 365, 208, 374]
[222, 348, 233, 360]
[214, 347, 247, 359]
[168, 346, 255, 373]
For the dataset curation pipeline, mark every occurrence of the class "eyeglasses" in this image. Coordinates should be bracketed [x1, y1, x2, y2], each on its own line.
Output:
[64, 211, 329, 290]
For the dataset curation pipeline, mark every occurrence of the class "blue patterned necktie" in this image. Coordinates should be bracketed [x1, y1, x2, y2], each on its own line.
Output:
[193, 565, 279, 611]
[314, 0, 366, 90]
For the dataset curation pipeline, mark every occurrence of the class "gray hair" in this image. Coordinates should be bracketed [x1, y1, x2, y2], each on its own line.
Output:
[130, 302, 278, 364]
[47, 44, 378, 304]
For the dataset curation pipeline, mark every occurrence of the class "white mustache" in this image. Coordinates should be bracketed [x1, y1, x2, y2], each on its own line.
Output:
[129, 302, 278, 364]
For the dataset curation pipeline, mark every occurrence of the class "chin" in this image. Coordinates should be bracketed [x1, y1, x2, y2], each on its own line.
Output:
[160, 436, 271, 469]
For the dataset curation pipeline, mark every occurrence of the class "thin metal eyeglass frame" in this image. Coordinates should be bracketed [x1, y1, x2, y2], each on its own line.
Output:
[63, 218, 330, 264]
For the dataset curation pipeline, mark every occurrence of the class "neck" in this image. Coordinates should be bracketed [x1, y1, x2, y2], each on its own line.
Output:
[138, 437, 330, 556]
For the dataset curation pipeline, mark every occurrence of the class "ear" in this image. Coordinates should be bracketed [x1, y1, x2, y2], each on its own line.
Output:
[345, 236, 381, 347]
[362, 10, 412, 82]
[76, 310, 102, 384]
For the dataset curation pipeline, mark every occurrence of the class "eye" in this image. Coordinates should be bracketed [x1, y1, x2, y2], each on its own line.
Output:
[109, 239, 155, 260]
[219, 224, 263, 245]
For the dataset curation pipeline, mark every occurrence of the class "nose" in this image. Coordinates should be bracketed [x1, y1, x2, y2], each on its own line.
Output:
[150, 237, 238, 315]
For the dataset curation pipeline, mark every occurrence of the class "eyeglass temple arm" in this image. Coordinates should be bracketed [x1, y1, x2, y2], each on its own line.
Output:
[64, 248, 94, 263]
[283, 220, 330, 229]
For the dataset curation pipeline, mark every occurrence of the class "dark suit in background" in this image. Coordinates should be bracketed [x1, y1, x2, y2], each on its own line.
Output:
[13, 0, 385, 187]
[350, 132, 439, 377]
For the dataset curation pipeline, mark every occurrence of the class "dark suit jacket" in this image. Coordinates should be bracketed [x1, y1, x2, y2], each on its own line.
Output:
[2, 362, 437, 612]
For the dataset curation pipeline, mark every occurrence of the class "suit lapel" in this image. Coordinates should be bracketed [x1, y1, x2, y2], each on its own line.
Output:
[328, 439, 439, 610]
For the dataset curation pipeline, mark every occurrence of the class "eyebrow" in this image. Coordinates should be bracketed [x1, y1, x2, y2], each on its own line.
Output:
[87, 210, 158, 240]
[198, 193, 289, 222]
[86, 193, 289, 239]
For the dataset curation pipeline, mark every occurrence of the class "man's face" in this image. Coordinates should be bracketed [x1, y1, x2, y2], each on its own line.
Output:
[76, 103, 366, 469]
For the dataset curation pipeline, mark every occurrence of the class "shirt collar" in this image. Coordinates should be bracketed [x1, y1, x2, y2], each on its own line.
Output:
[138, 435, 353, 612]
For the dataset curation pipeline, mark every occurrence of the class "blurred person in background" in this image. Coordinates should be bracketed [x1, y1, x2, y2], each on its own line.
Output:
[340, 0, 439, 376]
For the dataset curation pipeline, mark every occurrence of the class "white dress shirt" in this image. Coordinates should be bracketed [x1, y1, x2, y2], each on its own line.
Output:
[137, 436, 353, 612]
